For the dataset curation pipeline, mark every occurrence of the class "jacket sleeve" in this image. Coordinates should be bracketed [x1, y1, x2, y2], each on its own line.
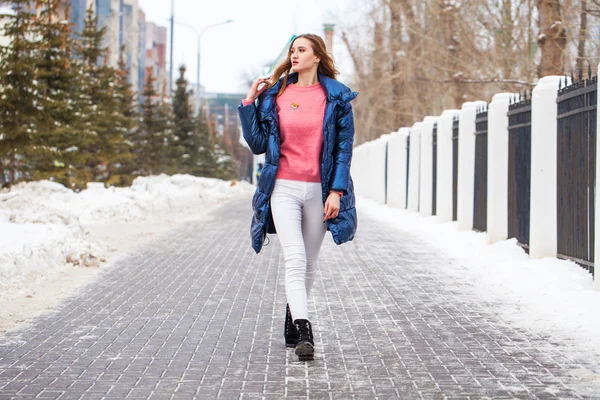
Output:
[238, 101, 268, 155]
[331, 102, 355, 194]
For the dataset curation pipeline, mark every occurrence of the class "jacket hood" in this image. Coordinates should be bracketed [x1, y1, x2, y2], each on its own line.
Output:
[263, 72, 358, 104]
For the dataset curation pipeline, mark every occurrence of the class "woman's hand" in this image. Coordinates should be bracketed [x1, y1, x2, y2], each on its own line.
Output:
[323, 192, 341, 222]
[245, 77, 270, 102]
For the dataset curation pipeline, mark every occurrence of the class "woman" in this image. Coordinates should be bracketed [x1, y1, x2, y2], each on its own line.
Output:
[238, 34, 358, 360]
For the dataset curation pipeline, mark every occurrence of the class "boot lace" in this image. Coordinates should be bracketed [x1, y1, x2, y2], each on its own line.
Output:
[295, 320, 312, 339]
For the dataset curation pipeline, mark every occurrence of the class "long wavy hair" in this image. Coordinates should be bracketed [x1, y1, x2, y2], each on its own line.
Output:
[268, 34, 339, 97]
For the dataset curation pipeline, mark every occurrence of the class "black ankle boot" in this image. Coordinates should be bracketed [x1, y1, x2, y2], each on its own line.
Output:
[284, 304, 299, 348]
[293, 319, 314, 358]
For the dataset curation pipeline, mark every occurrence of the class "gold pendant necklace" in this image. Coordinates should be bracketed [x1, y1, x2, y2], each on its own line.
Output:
[291, 102, 299, 109]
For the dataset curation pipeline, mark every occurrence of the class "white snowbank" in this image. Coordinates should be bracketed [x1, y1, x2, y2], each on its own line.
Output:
[0, 174, 254, 291]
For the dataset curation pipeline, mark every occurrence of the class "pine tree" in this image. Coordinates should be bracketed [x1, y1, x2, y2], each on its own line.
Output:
[70, 5, 108, 187]
[92, 62, 131, 185]
[74, 6, 130, 187]
[104, 44, 136, 187]
[116, 45, 137, 121]
[138, 67, 157, 175]
[193, 110, 218, 177]
[138, 67, 173, 175]
[171, 65, 197, 174]
[213, 140, 239, 180]
[78, 5, 104, 65]
[32, 0, 80, 186]
[0, 1, 42, 187]
[156, 97, 176, 175]
[203, 115, 237, 180]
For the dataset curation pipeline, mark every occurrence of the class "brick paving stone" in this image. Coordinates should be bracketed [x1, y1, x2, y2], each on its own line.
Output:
[0, 197, 599, 399]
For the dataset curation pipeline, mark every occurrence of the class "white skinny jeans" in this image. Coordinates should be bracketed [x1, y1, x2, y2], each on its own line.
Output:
[270, 179, 327, 321]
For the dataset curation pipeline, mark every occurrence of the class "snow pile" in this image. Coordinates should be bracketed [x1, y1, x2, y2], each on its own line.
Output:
[59, 174, 253, 225]
[0, 175, 254, 290]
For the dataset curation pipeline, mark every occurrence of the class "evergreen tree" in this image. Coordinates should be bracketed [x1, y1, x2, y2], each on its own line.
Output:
[104, 44, 136, 186]
[156, 97, 176, 174]
[138, 67, 173, 175]
[116, 45, 137, 122]
[138, 67, 157, 175]
[193, 110, 218, 177]
[213, 140, 239, 180]
[32, 0, 80, 186]
[78, 5, 104, 65]
[202, 115, 237, 180]
[171, 65, 197, 174]
[70, 5, 108, 187]
[75, 6, 130, 187]
[0, 1, 42, 187]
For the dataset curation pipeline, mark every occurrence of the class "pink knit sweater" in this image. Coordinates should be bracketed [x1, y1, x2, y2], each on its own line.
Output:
[243, 82, 342, 197]
[274, 82, 325, 182]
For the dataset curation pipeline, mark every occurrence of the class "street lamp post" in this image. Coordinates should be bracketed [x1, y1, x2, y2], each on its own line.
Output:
[173, 19, 233, 114]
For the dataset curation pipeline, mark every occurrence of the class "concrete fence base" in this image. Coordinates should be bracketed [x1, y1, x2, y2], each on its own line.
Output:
[529, 76, 563, 260]
[387, 128, 411, 209]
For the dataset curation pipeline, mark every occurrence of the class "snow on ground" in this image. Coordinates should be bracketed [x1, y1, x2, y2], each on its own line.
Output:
[0, 174, 255, 332]
[358, 197, 600, 368]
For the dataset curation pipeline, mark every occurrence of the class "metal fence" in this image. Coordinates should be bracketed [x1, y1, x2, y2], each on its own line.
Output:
[556, 69, 597, 276]
[406, 135, 410, 208]
[452, 116, 459, 221]
[384, 142, 389, 204]
[507, 92, 532, 252]
[473, 106, 488, 232]
[432, 123, 438, 216]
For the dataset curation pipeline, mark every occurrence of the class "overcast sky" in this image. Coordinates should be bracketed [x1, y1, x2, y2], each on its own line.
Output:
[138, 0, 357, 94]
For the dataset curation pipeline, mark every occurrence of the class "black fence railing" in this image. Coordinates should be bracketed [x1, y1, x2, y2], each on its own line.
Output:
[556, 69, 597, 276]
[473, 106, 488, 232]
[507, 92, 532, 252]
[406, 135, 410, 208]
[384, 141, 389, 204]
[452, 116, 459, 221]
[432, 123, 438, 216]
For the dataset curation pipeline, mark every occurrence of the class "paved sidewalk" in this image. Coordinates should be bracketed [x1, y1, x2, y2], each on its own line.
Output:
[0, 197, 597, 399]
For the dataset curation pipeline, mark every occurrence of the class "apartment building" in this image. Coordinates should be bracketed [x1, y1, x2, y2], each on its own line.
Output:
[1, 0, 167, 97]
[119, 0, 138, 92]
[145, 21, 168, 96]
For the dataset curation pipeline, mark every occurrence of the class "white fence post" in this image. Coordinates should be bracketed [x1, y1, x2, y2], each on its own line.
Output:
[407, 122, 422, 212]
[436, 110, 459, 222]
[530, 76, 563, 259]
[364, 143, 376, 200]
[359, 135, 391, 203]
[387, 128, 411, 209]
[364, 142, 377, 201]
[351, 142, 370, 199]
[487, 93, 512, 244]
[457, 101, 487, 231]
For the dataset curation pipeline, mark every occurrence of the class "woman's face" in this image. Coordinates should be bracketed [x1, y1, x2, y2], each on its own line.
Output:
[290, 37, 320, 74]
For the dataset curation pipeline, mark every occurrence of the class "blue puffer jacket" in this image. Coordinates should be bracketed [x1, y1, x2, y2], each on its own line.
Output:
[238, 73, 358, 254]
